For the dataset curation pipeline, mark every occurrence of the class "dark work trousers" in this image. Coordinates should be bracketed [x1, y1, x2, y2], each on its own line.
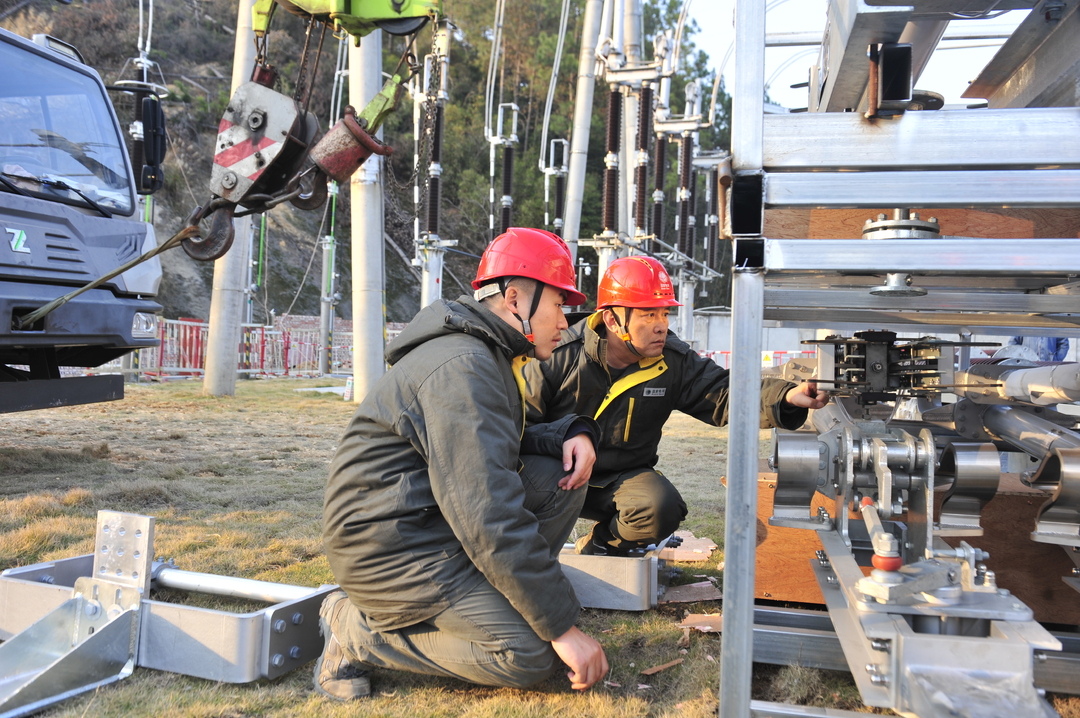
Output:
[330, 454, 586, 688]
[580, 467, 688, 551]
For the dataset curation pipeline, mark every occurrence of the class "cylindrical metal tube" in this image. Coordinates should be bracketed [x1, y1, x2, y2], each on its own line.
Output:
[154, 567, 316, 604]
[721, 268, 764, 718]
[982, 405, 1080, 457]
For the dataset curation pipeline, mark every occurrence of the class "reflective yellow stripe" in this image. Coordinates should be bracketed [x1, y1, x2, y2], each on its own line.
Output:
[512, 355, 530, 439]
[594, 357, 666, 419]
[624, 398, 634, 442]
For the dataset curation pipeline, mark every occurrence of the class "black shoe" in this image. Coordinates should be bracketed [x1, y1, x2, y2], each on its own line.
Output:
[313, 591, 371, 701]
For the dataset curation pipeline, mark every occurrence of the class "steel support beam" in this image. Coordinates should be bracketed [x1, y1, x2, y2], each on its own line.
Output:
[764, 288, 1080, 314]
[810, 0, 911, 113]
[763, 108, 1080, 171]
[965, 0, 1080, 108]
[731, 0, 765, 172]
[764, 238, 1080, 274]
[764, 169, 1080, 208]
[719, 269, 764, 718]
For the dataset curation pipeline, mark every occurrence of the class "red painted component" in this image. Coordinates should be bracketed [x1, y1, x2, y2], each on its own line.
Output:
[872, 554, 903, 571]
[861, 496, 875, 508]
[309, 106, 393, 183]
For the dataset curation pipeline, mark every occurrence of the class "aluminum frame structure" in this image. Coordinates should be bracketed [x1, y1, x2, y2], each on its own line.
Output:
[0, 511, 335, 715]
[722, 1, 1080, 716]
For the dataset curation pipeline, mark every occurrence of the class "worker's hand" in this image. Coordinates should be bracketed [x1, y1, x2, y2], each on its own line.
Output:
[558, 434, 595, 490]
[551, 626, 609, 690]
[784, 381, 829, 410]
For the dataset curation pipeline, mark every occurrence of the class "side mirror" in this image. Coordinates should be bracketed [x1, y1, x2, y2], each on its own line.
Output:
[139, 96, 166, 194]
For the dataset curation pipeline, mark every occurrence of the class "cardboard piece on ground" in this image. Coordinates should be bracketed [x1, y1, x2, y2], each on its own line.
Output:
[641, 658, 684, 676]
[679, 613, 723, 633]
[658, 530, 717, 562]
[659, 581, 723, 604]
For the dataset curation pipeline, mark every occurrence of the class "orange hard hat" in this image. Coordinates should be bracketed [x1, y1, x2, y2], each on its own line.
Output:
[596, 256, 682, 309]
[473, 228, 586, 306]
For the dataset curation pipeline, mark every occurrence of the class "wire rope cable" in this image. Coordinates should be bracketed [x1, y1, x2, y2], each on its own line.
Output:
[538, 0, 572, 173]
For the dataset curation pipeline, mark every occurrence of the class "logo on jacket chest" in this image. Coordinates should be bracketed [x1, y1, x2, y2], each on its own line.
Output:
[642, 387, 666, 397]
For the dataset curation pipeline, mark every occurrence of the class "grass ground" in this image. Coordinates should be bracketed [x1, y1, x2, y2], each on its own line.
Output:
[0, 379, 1076, 717]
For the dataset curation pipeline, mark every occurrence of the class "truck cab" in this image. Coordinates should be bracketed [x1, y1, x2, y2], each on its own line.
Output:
[0, 28, 164, 412]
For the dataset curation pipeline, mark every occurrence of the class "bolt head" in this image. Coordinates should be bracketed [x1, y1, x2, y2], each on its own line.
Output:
[273, 619, 287, 634]
[271, 653, 285, 668]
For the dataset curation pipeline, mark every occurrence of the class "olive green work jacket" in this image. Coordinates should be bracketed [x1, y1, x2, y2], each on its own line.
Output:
[324, 297, 586, 641]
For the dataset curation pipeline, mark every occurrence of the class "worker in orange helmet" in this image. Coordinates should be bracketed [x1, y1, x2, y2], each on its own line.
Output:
[319, 228, 607, 701]
[523, 255, 827, 556]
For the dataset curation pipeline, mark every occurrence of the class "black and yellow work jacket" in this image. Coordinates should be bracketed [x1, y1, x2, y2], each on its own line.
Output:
[523, 312, 807, 486]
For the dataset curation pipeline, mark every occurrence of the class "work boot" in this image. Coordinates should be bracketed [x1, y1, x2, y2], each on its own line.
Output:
[574, 523, 631, 556]
[313, 590, 371, 701]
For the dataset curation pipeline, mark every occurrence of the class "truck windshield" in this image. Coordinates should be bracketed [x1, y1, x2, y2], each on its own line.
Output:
[0, 40, 133, 214]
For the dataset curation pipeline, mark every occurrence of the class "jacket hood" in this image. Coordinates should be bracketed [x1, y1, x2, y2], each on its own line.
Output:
[386, 296, 533, 366]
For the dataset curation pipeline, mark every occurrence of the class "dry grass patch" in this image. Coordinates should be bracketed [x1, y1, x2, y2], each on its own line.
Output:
[4, 382, 1070, 716]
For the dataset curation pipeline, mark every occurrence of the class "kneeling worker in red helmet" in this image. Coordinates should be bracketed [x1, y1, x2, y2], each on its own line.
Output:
[523, 255, 828, 556]
[318, 228, 607, 701]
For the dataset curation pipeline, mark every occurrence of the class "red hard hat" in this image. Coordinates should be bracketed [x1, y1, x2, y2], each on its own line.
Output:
[473, 227, 586, 306]
[597, 256, 682, 309]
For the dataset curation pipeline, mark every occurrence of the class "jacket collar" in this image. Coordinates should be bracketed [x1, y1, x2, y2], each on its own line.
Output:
[386, 295, 533, 366]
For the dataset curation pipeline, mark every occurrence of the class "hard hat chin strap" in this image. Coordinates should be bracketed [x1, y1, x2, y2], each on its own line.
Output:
[611, 307, 643, 358]
[509, 278, 545, 343]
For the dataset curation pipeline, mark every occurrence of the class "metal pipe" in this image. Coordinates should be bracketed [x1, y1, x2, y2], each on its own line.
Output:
[203, 0, 257, 397]
[562, 0, 604, 258]
[349, 32, 386, 400]
[731, 0, 765, 172]
[982, 405, 1080, 458]
[721, 268, 764, 718]
[154, 567, 315, 604]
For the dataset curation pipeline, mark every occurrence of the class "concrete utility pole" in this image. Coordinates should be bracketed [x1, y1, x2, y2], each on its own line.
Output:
[203, 0, 256, 396]
[349, 34, 386, 401]
[562, 0, 604, 261]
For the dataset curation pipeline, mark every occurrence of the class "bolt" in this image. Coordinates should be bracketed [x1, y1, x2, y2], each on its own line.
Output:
[870, 674, 889, 686]
[292, 612, 305, 625]
[271, 654, 285, 668]
[871, 362, 883, 372]
[877, 213, 886, 221]
[928, 217, 938, 224]
[222, 171, 238, 190]
[911, 212, 920, 220]
[826, 575, 838, 585]
[819, 443, 827, 454]
[1036, 652, 1047, 662]
[1071, 568, 1080, 577]
[947, 570, 957, 582]
[871, 638, 891, 652]
[273, 619, 287, 634]
[289, 646, 302, 659]
[865, 663, 879, 674]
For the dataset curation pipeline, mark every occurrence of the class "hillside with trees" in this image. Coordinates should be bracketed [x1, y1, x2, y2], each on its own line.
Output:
[1, 0, 730, 324]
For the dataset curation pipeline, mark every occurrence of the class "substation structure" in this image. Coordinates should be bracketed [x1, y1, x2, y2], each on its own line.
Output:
[720, 1, 1080, 717]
